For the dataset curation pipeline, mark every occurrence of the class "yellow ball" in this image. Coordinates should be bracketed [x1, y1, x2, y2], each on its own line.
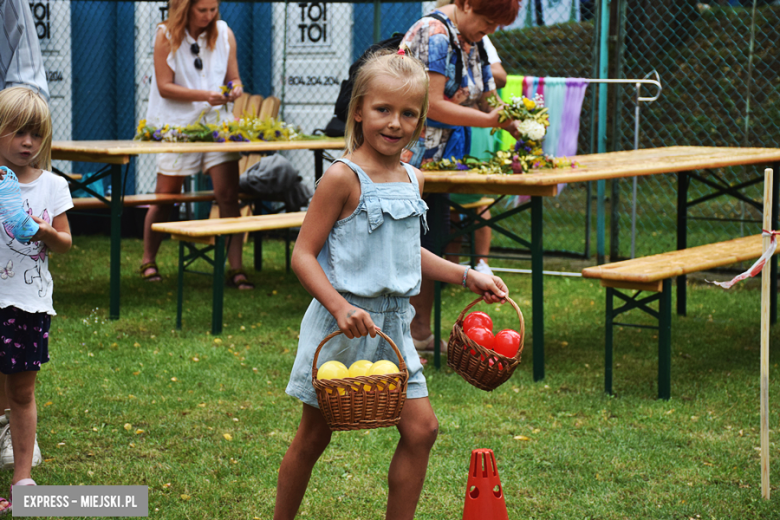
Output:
[318, 360, 348, 395]
[368, 360, 399, 375]
[348, 359, 375, 391]
[348, 359, 373, 378]
[368, 360, 400, 391]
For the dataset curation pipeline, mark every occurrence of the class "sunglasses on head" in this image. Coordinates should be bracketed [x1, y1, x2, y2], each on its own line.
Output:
[191, 43, 202, 70]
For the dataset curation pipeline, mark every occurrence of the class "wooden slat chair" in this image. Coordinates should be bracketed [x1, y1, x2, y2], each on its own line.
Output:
[232, 92, 251, 119]
[240, 95, 282, 175]
[245, 94, 263, 118]
[258, 96, 281, 120]
[236, 94, 262, 174]
[582, 234, 777, 399]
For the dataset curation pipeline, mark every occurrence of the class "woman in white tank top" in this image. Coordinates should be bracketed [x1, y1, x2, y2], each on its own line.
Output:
[141, 0, 254, 290]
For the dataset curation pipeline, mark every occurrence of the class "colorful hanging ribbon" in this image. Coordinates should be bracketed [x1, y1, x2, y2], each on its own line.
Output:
[708, 230, 780, 289]
[557, 79, 589, 157]
[541, 77, 566, 158]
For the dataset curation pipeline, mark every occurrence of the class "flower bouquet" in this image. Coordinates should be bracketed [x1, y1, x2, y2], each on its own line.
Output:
[488, 93, 548, 138]
[219, 81, 236, 98]
[421, 149, 575, 175]
[134, 110, 311, 143]
[422, 93, 578, 174]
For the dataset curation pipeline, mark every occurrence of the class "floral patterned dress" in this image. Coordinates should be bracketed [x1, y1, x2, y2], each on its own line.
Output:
[400, 9, 496, 168]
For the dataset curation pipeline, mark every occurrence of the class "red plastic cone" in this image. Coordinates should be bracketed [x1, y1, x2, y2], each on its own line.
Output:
[462, 448, 508, 520]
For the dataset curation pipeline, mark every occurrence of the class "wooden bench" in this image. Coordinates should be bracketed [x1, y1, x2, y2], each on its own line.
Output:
[70, 190, 289, 211]
[71, 190, 221, 210]
[458, 196, 496, 210]
[582, 234, 777, 399]
[151, 211, 307, 334]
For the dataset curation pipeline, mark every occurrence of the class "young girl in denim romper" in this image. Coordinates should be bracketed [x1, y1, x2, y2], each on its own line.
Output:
[275, 49, 509, 520]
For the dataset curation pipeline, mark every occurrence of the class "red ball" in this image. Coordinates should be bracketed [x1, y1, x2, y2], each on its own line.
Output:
[463, 311, 493, 333]
[494, 329, 521, 358]
[488, 357, 504, 371]
[465, 326, 495, 351]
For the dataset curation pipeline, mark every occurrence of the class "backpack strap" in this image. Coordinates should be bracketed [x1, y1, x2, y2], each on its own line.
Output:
[475, 39, 489, 67]
[425, 12, 491, 89]
[425, 12, 464, 87]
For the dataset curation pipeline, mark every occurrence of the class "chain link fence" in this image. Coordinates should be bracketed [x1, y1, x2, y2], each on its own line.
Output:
[34, 0, 778, 260]
[491, 0, 597, 257]
[611, 1, 780, 258]
[43, 1, 434, 193]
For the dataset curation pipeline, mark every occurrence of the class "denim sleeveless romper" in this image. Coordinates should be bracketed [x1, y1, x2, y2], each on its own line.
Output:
[286, 159, 430, 407]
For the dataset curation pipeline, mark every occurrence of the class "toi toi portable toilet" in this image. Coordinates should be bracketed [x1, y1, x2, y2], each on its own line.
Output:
[33, 0, 73, 174]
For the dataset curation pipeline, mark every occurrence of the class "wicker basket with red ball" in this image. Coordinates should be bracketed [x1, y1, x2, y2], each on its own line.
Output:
[447, 296, 525, 391]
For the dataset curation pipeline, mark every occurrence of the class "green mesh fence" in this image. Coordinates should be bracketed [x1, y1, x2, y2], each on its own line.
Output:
[483, 1, 598, 258]
[41, 0, 430, 194]
[611, 2, 780, 259]
[33, 0, 778, 261]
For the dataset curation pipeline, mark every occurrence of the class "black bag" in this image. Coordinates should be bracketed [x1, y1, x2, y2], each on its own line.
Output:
[238, 154, 313, 212]
[323, 13, 488, 138]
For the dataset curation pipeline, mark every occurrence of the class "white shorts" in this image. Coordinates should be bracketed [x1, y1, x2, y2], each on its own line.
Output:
[156, 151, 241, 177]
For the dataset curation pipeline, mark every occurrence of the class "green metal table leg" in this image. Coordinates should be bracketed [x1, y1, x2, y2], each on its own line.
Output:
[255, 233, 263, 272]
[597, 179, 605, 264]
[285, 228, 292, 273]
[434, 280, 442, 369]
[605, 287, 614, 395]
[469, 228, 476, 268]
[676, 172, 689, 317]
[109, 164, 122, 320]
[212, 235, 226, 335]
[432, 194, 444, 369]
[176, 241, 185, 329]
[531, 195, 544, 381]
[315, 149, 324, 182]
[658, 279, 672, 400]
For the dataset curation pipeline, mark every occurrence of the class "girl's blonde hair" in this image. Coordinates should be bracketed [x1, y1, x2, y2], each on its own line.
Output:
[0, 87, 53, 171]
[344, 48, 430, 155]
[161, 0, 220, 53]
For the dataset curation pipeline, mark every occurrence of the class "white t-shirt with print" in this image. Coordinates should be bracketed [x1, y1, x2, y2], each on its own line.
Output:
[0, 170, 73, 315]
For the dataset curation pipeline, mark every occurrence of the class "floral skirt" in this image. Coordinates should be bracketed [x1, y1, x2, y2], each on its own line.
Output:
[0, 306, 50, 374]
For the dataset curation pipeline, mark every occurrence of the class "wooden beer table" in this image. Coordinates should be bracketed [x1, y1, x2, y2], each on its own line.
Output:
[52, 138, 345, 320]
[423, 146, 780, 379]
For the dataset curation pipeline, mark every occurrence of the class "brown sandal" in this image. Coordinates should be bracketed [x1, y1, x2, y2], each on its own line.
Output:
[226, 269, 255, 290]
[140, 262, 162, 282]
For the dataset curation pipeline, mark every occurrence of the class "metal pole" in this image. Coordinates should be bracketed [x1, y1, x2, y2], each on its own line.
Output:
[608, 0, 627, 262]
[630, 83, 640, 258]
[373, 0, 381, 43]
[531, 195, 544, 381]
[596, 0, 610, 264]
[109, 164, 122, 320]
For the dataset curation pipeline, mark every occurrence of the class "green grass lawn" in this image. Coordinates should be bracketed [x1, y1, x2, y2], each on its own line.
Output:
[15, 235, 780, 519]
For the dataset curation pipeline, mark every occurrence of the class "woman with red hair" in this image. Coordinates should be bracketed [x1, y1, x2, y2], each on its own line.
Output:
[401, 0, 521, 353]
